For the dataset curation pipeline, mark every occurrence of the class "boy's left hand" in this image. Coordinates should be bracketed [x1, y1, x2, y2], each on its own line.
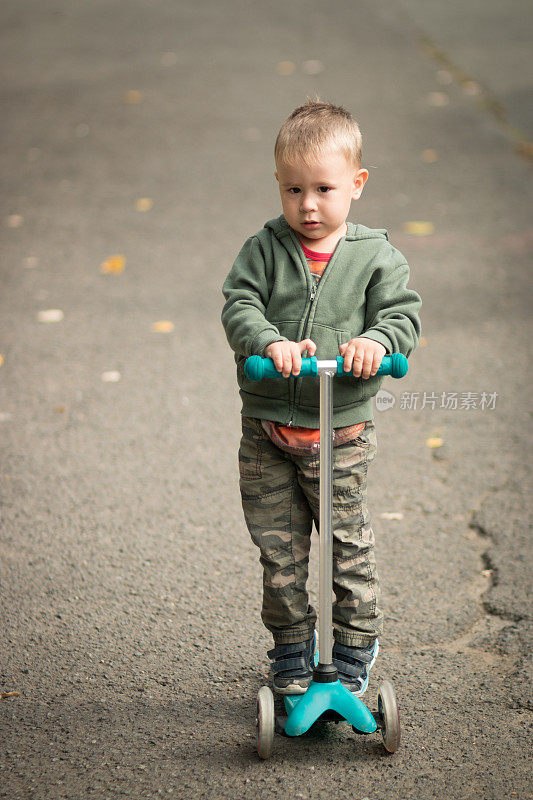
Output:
[339, 338, 387, 379]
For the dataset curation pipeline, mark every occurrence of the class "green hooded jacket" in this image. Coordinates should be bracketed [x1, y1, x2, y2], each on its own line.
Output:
[222, 215, 421, 427]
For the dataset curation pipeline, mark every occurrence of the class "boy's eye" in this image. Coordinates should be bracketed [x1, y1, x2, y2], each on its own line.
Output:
[288, 187, 301, 194]
[318, 186, 331, 193]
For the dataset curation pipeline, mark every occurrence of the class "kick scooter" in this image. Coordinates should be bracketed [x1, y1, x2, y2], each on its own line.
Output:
[244, 352, 408, 759]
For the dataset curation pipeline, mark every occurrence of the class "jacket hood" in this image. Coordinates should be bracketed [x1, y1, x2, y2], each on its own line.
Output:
[263, 214, 389, 243]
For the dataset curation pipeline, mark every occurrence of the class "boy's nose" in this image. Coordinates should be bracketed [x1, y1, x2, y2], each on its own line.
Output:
[300, 193, 317, 212]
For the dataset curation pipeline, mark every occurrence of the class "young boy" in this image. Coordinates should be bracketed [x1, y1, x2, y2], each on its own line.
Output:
[221, 100, 421, 696]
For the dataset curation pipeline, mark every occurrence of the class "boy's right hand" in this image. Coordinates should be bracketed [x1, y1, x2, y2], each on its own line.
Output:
[264, 339, 317, 378]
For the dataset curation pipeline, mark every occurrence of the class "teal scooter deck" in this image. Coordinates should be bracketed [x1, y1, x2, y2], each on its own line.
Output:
[283, 680, 377, 737]
[281, 637, 378, 737]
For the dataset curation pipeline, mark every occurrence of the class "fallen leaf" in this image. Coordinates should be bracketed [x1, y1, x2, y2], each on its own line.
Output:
[101, 371, 121, 383]
[24, 256, 39, 268]
[135, 198, 153, 212]
[1, 691, 20, 699]
[6, 215, 23, 228]
[0, 412, 12, 422]
[426, 437, 444, 448]
[100, 255, 125, 274]
[125, 90, 143, 104]
[463, 80, 480, 96]
[428, 92, 449, 107]
[37, 309, 64, 323]
[380, 512, 404, 520]
[151, 320, 174, 333]
[0, 355, 3, 367]
[421, 149, 439, 163]
[419, 336, 428, 347]
[277, 61, 295, 76]
[403, 221, 435, 236]
[53, 405, 66, 413]
[516, 141, 533, 159]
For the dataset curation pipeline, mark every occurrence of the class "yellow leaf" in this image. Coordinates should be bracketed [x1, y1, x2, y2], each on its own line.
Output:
[151, 320, 174, 333]
[277, 61, 295, 76]
[516, 141, 533, 159]
[125, 90, 143, 104]
[463, 81, 480, 96]
[421, 149, 439, 163]
[0, 355, 3, 367]
[380, 512, 404, 520]
[6, 215, 23, 228]
[135, 198, 153, 212]
[100, 255, 125, 274]
[403, 221, 435, 236]
[426, 437, 444, 449]
[419, 336, 428, 347]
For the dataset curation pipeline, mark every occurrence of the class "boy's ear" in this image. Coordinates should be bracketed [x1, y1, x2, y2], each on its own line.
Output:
[352, 168, 369, 200]
[275, 171, 279, 182]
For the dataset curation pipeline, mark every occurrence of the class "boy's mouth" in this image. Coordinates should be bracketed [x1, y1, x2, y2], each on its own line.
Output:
[302, 221, 320, 228]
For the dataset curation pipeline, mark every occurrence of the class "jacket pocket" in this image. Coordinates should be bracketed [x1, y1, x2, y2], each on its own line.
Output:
[238, 356, 290, 402]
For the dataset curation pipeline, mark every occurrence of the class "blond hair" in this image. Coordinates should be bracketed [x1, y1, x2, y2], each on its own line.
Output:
[274, 99, 362, 168]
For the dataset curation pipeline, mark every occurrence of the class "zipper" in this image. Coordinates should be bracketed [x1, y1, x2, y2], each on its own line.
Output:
[302, 282, 318, 339]
[290, 281, 318, 426]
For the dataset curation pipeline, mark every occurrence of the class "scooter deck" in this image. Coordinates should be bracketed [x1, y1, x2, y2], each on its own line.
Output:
[281, 679, 378, 737]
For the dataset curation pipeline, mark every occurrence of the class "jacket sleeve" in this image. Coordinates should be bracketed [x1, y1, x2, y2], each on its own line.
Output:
[221, 235, 289, 357]
[360, 257, 422, 358]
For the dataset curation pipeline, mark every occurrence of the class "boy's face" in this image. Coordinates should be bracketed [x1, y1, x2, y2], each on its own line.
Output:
[275, 150, 368, 250]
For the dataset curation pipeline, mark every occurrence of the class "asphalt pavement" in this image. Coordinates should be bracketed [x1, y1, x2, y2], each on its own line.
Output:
[1, 2, 532, 799]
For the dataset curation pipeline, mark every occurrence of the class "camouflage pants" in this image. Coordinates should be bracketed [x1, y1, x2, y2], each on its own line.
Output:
[239, 416, 383, 647]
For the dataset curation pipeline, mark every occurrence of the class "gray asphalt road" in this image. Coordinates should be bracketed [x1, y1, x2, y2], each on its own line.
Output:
[1, 2, 532, 799]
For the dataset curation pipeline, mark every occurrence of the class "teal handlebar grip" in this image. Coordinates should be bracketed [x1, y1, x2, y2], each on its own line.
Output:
[244, 353, 408, 381]
[244, 355, 318, 381]
[337, 353, 408, 379]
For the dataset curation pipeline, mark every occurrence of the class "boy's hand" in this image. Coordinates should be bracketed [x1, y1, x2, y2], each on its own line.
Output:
[339, 338, 387, 379]
[264, 339, 317, 378]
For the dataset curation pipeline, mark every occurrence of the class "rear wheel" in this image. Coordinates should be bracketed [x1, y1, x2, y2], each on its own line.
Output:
[377, 681, 401, 753]
[256, 686, 275, 759]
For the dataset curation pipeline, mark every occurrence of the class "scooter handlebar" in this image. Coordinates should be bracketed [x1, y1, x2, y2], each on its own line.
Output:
[244, 353, 408, 381]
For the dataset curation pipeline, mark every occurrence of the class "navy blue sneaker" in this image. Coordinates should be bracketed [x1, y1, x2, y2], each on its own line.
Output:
[332, 639, 379, 696]
[268, 635, 316, 695]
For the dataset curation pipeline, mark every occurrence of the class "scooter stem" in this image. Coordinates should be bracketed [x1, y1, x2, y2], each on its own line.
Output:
[318, 368, 335, 671]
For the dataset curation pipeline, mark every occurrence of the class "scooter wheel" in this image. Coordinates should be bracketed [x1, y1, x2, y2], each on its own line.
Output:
[256, 686, 275, 759]
[377, 680, 401, 753]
